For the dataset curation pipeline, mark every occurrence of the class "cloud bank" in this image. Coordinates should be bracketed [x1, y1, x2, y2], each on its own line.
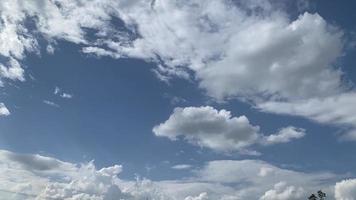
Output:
[0, 148, 354, 200]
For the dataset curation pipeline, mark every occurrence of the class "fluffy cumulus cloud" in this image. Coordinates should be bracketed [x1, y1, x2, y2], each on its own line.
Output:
[260, 182, 304, 200]
[334, 179, 356, 200]
[0, 103, 10, 116]
[0, 149, 171, 200]
[153, 106, 304, 153]
[0, 148, 355, 200]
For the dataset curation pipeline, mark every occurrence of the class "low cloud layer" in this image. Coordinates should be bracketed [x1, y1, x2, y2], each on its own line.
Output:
[0, 148, 353, 200]
[153, 106, 305, 153]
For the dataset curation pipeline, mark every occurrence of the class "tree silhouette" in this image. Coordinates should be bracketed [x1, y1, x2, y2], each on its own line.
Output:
[308, 190, 326, 200]
[317, 190, 326, 200]
[308, 194, 317, 200]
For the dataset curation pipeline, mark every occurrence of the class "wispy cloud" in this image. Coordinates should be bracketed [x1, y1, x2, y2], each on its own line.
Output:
[43, 100, 59, 108]
[171, 164, 192, 170]
[54, 86, 73, 99]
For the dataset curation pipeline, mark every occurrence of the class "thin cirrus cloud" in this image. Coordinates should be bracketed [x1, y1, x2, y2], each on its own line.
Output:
[153, 106, 305, 154]
[0, 148, 352, 200]
[43, 100, 60, 108]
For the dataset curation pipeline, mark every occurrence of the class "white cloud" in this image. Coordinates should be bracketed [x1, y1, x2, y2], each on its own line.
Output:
[258, 92, 356, 140]
[159, 159, 339, 200]
[153, 106, 304, 153]
[61, 93, 73, 99]
[0, 148, 350, 200]
[90, 0, 344, 102]
[0, 0, 345, 101]
[260, 182, 304, 200]
[153, 106, 260, 152]
[184, 192, 208, 200]
[335, 179, 356, 200]
[54, 87, 60, 95]
[43, 100, 60, 108]
[0, 0, 120, 84]
[54, 87, 73, 99]
[171, 164, 192, 170]
[262, 126, 306, 146]
[0, 149, 171, 200]
[0, 103, 10, 116]
[0, 58, 25, 85]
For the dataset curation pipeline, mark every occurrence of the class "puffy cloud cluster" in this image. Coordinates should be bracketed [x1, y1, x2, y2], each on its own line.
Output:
[153, 106, 305, 153]
[92, 0, 344, 101]
[0, 149, 173, 200]
[0, 148, 356, 200]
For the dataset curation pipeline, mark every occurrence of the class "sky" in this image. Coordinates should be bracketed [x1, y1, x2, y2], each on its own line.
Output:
[0, 0, 356, 199]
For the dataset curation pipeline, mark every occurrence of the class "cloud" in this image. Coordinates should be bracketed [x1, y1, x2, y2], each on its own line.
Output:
[0, 103, 10, 116]
[0, 58, 25, 85]
[0, 148, 351, 200]
[0, 0, 345, 101]
[335, 179, 356, 200]
[43, 100, 60, 108]
[54, 87, 73, 99]
[0, 0, 120, 84]
[0, 0, 353, 141]
[153, 106, 260, 152]
[153, 106, 304, 153]
[261, 126, 306, 146]
[159, 159, 340, 200]
[88, 0, 344, 101]
[0, 149, 170, 200]
[260, 182, 304, 200]
[258, 92, 356, 140]
[184, 192, 208, 200]
[171, 164, 192, 170]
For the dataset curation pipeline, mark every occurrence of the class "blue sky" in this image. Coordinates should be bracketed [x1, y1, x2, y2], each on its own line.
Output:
[0, 0, 356, 199]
